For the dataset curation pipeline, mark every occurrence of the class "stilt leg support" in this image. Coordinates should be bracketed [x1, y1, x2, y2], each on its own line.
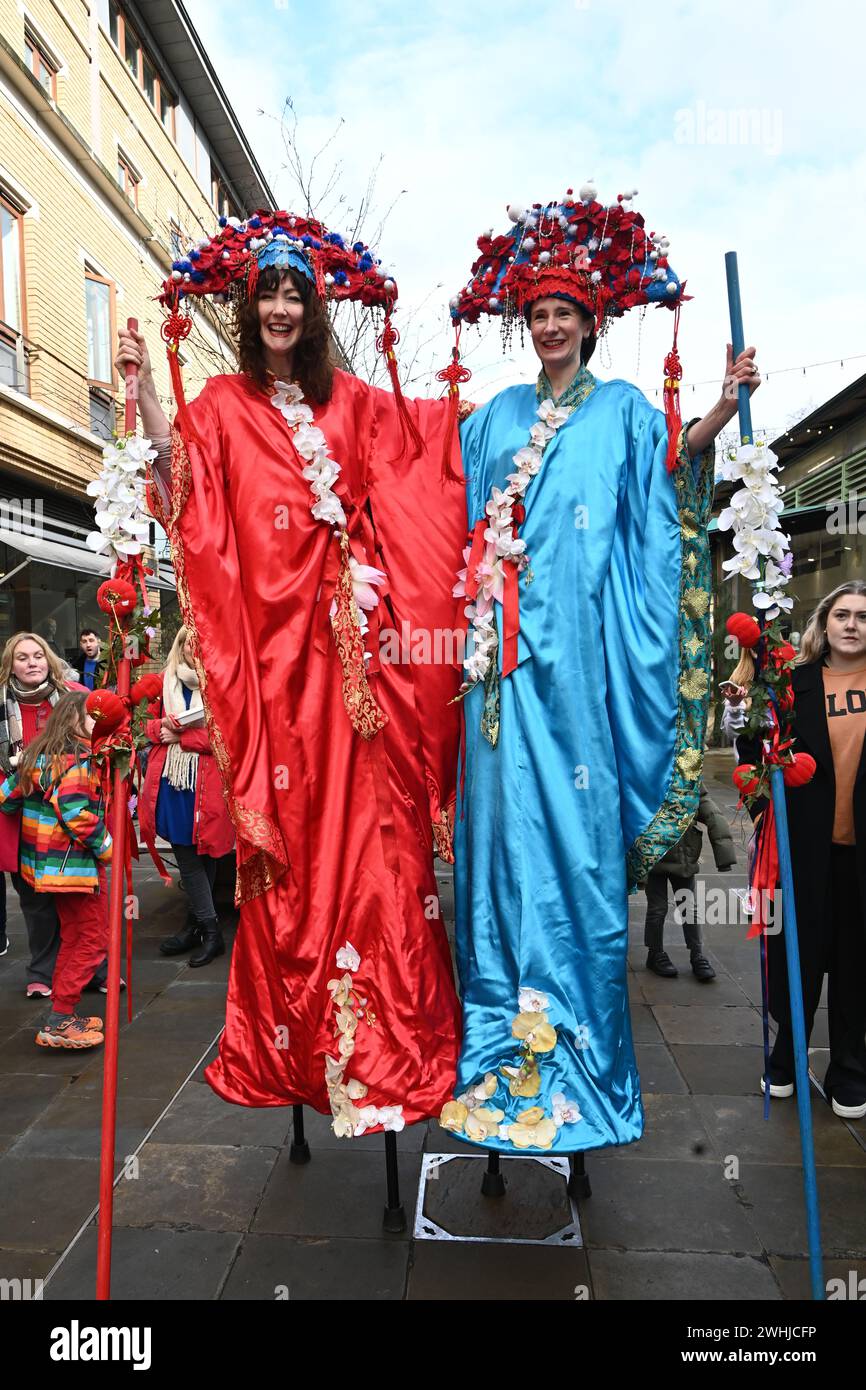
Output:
[382, 1130, 406, 1232]
[567, 1151, 591, 1200]
[481, 1150, 506, 1198]
[289, 1103, 311, 1165]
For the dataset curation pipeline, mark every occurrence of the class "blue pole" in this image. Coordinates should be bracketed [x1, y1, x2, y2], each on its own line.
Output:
[725, 251, 824, 1301]
[724, 252, 753, 444]
[769, 768, 824, 1300]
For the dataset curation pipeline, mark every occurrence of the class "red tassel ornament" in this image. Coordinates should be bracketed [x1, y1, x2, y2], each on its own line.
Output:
[662, 304, 683, 473]
[377, 312, 423, 458]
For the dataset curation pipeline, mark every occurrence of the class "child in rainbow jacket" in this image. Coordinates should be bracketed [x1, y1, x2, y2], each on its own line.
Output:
[0, 691, 112, 1048]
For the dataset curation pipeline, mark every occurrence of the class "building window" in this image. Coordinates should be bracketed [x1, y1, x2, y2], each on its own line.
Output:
[0, 197, 28, 393]
[107, 2, 176, 138]
[211, 168, 238, 221]
[89, 388, 116, 441]
[116, 153, 140, 208]
[24, 30, 58, 99]
[84, 268, 115, 391]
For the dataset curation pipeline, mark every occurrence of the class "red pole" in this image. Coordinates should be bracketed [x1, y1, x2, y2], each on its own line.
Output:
[95, 317, 138, 1300]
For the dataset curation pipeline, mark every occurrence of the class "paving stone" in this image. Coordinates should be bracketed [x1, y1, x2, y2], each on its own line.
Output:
[43, 1226, 241, 1301]
[0, 1156, 99, 1250]
[125, 997, 227, 1043]
[221, 1234, 409, 1300]
[0, 1023, 107, 1079]
[632, 1043, 688, 1095]
[252, 1149, 421, 1240]
[769, 1254, 866, 1301]
[635, 967, 749, 1007]
[0, 1247, 61, 1287]
[407, 1240, 591, 1300]
[69, 1037, 215, 1100]
[599, 1094, 718, 1164]
[576, 1157, 763, 1254]
[6, 1090, 166, 1164]
[154, 1078, 291, 1147]
[588, 1248, 781, 1300]
[736, 1162, 866, 1257]
[671, 1043, 766, 1096]
[112, 1142, 279, 1233]
[652, 1004, 762, 1047]
[191, 1039, 222, 1083]
[421, 1153, 574, 1241]
[694, 1094, 866, 1167]
[629, 1003, 664, 1044]
[0, 1071, 69, 1135]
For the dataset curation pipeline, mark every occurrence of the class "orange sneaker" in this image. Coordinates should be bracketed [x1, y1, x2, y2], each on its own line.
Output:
[74, 1015, 105, 1031]
[36, 1017, 105, 1049]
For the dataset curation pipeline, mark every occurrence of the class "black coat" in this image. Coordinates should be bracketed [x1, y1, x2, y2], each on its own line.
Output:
[738, 660, 866, 937]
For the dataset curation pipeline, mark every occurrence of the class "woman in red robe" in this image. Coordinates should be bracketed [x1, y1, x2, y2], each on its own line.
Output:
[116, 218, 466, 1136]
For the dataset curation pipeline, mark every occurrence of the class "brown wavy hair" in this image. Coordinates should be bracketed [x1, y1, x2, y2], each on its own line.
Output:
[18, 691, 91, 794]
[233, 266, 334, 403]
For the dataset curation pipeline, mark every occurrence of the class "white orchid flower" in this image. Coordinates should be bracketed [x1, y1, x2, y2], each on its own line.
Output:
[335, 941, 360, 972]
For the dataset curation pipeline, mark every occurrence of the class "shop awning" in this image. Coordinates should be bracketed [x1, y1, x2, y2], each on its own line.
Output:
[0, 529, 176, 590]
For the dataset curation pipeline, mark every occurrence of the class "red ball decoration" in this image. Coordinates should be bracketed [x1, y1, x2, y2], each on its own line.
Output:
[726, 613, 762, 649]
[130, 674, 163, 704]
[733, 763, 760, 796]
[783, 753, 816, 787]
[97, 578, 137, 615]
[85, 689, 126, 732]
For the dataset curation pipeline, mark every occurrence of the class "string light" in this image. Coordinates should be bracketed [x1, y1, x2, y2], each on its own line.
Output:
[647, 350, 866, 397]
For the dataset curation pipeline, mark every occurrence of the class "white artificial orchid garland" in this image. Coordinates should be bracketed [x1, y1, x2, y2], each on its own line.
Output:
[86, 433, 156, 567]
[270, 380, 385, 652]
[716, 439, 793, 622]
[455, 397, 572, 685]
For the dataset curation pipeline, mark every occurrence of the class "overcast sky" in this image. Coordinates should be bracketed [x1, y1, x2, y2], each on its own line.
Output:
[182, 0, 865, 444]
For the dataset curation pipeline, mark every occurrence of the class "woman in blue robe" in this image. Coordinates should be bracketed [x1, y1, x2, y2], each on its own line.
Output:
[440, 191, 760, 1154]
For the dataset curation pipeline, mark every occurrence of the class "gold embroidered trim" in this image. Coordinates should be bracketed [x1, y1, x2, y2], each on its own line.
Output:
[331, 530, 389, 741]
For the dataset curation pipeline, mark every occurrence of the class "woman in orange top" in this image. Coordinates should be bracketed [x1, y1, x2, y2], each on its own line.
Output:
[728, 580, 866, 1119]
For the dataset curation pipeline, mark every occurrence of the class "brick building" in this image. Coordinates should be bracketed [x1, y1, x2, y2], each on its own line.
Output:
[0, 0, 273, 664]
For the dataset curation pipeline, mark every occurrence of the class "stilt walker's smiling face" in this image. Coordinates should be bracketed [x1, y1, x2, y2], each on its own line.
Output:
[257, 272, 305, 370]
[528, 297, 592, 380]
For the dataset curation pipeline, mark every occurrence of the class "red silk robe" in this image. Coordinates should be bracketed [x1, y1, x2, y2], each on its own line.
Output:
[148, 369, 467, 1132]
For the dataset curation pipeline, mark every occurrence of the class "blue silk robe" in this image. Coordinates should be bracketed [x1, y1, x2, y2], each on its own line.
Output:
[446, 366, 714, 1154]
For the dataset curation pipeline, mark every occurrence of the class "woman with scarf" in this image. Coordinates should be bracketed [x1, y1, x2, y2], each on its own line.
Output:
[139, 626, 234, 967]
[0, 632, 94, 996]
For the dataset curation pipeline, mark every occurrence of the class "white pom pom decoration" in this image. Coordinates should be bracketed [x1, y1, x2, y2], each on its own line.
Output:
[579, 182, 597, 201]
[489, 296, 500, 309]
[665, 282, 678, 295]
[507, 203, 525, 223]
[324, 273, 335, 287]
[383, 278, 395, 291]
[522, 237, 536, 251]
[590, 270, 602, 283]
[538, 250, 551, 264]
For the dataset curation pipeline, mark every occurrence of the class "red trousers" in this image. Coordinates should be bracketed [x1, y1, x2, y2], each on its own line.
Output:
[51, 866, 109, 1015]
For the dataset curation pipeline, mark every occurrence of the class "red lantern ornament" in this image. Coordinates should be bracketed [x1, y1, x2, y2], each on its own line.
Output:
[130, 674, 163, 704]
[783, 752, 817, 787]
[86, 689, 126, 732]
[733, 763, 761, 796]
[725, 613, 761, 649]
[97, 578, 137, 615]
